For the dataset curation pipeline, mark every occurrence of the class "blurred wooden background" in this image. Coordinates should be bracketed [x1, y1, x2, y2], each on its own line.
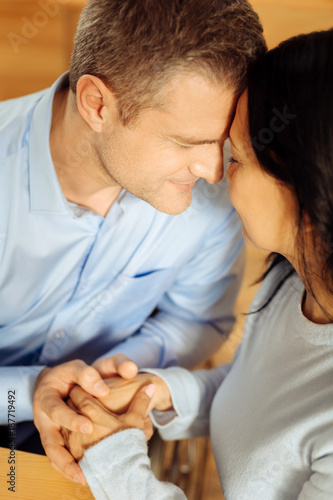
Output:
[0, 1, 332, 499]
[0, 0, 333, 100]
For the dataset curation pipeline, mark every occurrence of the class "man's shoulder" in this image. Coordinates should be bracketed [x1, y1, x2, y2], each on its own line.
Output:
[0, 88, 47, 161]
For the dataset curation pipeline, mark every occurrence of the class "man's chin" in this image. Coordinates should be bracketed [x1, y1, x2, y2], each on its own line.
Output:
[153, 192, 193, 215]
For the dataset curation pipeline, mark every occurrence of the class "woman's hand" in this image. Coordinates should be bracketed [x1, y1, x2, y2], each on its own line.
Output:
[62, 384, 156, 462]
[98, 372, 173, 414]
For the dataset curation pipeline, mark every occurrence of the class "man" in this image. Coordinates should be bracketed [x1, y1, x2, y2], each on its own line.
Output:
[0, 0, 266, 484]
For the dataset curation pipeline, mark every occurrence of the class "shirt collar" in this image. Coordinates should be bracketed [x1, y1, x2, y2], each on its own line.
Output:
[28, 72, 71, 215]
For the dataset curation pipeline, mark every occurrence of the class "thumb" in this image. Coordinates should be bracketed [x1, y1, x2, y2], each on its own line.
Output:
[127, 384, 156, 419]
[93, 354, 138, 380]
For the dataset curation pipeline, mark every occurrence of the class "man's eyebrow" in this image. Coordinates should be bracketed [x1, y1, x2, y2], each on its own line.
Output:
[168, 134, 221, 146]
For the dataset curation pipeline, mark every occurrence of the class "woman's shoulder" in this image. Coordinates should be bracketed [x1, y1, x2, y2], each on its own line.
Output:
[249, 257, 297, 312]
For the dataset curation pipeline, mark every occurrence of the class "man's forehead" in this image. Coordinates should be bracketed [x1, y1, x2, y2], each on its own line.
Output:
[162, 72, 236, 110]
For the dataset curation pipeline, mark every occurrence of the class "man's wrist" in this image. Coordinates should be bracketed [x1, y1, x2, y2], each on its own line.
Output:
[34, 366, 50, 392]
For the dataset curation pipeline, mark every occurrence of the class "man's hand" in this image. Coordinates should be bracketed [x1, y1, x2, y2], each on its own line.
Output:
[62, 384, 156, 462]
[93, 353, 138, 380]
[33, 355, 137, 484]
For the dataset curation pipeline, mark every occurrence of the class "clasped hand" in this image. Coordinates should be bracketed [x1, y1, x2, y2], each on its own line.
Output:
[62, 381, 156, 463]
[33, 354, 172, 485]
[62, 371, 172, 464]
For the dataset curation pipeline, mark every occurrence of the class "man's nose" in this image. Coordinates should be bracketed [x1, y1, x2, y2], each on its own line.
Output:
[189, 145, 224, 184]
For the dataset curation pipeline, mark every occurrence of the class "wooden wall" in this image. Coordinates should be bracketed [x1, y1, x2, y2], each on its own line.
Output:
[0, 0, 85, 99]
[0, 0, 332, 100]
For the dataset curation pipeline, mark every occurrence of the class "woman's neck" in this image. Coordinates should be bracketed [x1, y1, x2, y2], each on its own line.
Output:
[286, 241, 332, 325]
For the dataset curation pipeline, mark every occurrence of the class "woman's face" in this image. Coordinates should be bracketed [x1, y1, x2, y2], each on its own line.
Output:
[227, 91, 298, 259]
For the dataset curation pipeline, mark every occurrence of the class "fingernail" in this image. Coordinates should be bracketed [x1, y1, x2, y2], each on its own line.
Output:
[94, 380, 109, 394]
[81, 424, 93, 434]
[144, 384, 156, 398]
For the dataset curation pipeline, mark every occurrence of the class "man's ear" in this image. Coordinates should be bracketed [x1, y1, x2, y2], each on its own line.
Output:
[75, 75, 118, 132]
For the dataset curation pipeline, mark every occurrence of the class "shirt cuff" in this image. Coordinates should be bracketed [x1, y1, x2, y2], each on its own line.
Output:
[0, 365, 45, 423]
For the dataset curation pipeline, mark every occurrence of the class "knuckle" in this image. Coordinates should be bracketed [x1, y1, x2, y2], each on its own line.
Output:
[66, 359, 86, 375]
[82, 365, 99, 383]
[71, 359, 86, 368]
[92, 358, 102, 369]
[80, 398, 98, 417]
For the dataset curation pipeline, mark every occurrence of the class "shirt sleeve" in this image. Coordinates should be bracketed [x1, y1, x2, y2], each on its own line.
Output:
[98, 206, 244, 370]
[143, 363, 233, 440]
[80, 429, 187, 500]
[0, 366, 45, 423]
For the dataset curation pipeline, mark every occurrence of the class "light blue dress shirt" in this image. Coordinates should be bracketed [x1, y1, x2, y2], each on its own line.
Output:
[0, 73, 244, 424]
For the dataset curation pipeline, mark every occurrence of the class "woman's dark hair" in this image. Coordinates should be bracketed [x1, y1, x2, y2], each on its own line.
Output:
[247, 29, 333, 313]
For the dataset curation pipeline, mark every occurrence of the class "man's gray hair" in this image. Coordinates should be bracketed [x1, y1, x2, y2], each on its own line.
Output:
[70, 0, 266, 125]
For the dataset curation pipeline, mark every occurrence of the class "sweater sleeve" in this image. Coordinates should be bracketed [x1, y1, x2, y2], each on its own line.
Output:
[80, 428, 187, 500]
[297, 424, 333, 499]
[298, 455, 333, 499]
[143, 362, 234, 440]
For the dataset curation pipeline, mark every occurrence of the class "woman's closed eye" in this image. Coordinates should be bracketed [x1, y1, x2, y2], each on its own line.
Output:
[227, 155, 241, 181]
[229, 155, 239, 165]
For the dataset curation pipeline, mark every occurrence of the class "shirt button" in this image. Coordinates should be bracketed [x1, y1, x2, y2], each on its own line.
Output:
[55, 330, 65, 339]
[74, 208, 83, 218]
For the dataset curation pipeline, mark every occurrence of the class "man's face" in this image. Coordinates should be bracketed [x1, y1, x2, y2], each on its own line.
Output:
[96, 73, 237, 215]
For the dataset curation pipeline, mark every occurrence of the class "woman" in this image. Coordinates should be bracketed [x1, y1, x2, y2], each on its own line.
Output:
[64, 29, 333, 499]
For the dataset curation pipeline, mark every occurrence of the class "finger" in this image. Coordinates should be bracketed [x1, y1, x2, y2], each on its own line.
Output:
[41, 425, 87, 485]
[40, 393, 94, 433]
[127, 384, 156, 419]
[50, 449, 87, 485]
[143, 416, 154, 441]
[117, 359, 138, 379]
[93, 354, 138, 380]
[69, 385, 119, 426]
[69, 362, 110, 397]
[67, 399, 77, 412]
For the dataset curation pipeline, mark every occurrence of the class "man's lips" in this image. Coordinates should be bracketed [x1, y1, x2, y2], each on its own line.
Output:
[170, 180, 197, 191]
